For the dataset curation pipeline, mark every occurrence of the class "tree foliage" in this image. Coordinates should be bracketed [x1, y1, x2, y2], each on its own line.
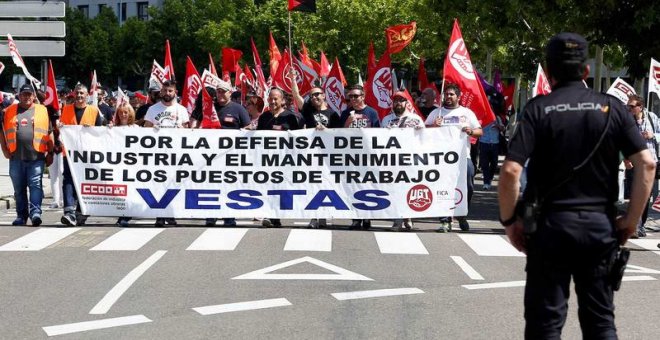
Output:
[2, 0, 657, 92]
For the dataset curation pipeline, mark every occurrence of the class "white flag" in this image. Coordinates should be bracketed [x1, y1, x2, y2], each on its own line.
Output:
[150, 60, 168, 87]
[606, 77, 636, 104]
[6, 34, 41, 86]
[116, 87, 129, 109]
[649, 58, 660, 100]
[89, 70, 99, 106]
[532, 64, 551, 98]
[200, 69, 222, 89]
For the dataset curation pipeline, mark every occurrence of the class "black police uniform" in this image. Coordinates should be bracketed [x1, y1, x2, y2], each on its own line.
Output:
[507, 81, 647, 338]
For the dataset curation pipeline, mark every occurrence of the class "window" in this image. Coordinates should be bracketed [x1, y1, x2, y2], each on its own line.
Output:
[98, 4, 106, 14]
[117, 2, 127, 22]
[137, 2, 149, 21]
[77, 5, 89, 18]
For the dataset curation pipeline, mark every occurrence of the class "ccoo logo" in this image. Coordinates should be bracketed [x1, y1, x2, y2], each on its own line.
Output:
[407, 184, 433, 212]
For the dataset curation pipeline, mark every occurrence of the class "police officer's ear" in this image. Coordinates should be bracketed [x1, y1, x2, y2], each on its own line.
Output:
[581, 64, 590, 80]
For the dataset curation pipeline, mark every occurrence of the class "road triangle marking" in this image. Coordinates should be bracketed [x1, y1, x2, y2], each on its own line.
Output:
[625, 264, 660, 275]
[232, 256, 373, 281]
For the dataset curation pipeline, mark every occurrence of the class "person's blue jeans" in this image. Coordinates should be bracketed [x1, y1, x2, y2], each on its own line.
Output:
[9, 158, 45, 219]
[479, 142, 499, 185]
[62, 159, 78, 214]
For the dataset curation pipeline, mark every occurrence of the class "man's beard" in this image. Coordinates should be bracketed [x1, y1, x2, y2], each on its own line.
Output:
[161, 95, 174, 102]
[394, 106, 405, 115]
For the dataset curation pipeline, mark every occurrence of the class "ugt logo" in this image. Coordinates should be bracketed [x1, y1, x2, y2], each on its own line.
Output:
[407, 184, 433, 212]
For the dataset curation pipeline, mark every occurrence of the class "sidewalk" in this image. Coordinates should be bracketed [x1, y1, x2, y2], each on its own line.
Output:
[0, 156, 53, 210]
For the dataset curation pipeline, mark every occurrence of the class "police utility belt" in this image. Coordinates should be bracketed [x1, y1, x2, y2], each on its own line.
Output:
[517, 103, 613, 236]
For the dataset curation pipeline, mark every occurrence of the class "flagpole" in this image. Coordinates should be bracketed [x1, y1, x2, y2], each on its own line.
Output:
[288, 11, 294, 67]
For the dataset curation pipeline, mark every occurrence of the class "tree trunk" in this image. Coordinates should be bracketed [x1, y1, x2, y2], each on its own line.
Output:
[594, 45, 603, 92]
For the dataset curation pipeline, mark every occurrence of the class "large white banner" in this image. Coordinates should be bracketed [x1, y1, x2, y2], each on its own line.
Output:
[60, 127, 468, 219]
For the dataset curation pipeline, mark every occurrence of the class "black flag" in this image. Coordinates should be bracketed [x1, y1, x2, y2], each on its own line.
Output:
[288, 0, 316, 12]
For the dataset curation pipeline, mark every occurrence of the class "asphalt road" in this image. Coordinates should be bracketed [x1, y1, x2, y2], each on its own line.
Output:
[2, 185, 660, 339]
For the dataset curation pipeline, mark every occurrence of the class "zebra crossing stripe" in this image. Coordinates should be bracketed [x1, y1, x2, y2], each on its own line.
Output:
[186, 229, 248, 251]
[458, 234, 525, 257]
[90, 228, 164, 251]
[284, 229, 332, 252]
[374, 232, 429, 254]
[0, 228, 81, 251]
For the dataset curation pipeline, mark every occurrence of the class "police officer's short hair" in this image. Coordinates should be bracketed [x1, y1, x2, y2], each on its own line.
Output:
[545, 32, 589, 82]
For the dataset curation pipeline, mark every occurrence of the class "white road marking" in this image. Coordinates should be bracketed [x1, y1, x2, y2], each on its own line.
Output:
[89, 250, 166, 314]
[284, 229, 332, 252]
[193, 298, 292, 316]
[625, 264, 660, 275]
[621, 275, 657, 282]
[463, 280, 526, 290]
[458, 234, 525, 257]
[42, 315, 152, 336]
[331, 288, 424, 301]
[186, 229, 248, 251]
[450, 256, 485, 280]
[628, 239, 660, 255]
[374, 232, 428, 254]
[90, 228, 164, 251]
[463, 276, 656, 290]
[0, 228, 80, 251]
[232, 256, 372, 281]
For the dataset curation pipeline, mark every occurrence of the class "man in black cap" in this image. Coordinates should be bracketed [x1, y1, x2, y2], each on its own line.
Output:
[498, 33, 655, 338]
[0, 84, 53, 226]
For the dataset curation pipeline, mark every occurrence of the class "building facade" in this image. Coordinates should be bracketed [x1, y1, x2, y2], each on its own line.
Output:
[66, 0, 163, 21]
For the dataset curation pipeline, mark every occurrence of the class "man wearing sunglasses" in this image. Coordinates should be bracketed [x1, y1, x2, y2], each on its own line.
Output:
[291, 76, 341, 229]
[624, 95, 659, 238]
[339, 85, 380, 230]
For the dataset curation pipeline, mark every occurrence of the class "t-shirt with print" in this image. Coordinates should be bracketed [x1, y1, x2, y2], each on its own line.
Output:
[144, 102, 190, 128]
[256, 110, 302, 131]
[301, 101, 341, 128]
[381, 112, 425, 129]
[425, 106, 481, 159]
[339, 106, 381, 128]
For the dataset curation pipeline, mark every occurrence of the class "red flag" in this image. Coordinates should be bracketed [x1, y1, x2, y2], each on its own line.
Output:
[399, 88, 423, 119]
[367, 42, 377, 80]
[209, 53, 218, 77]
[222, 47, 242, 83]
[322, 58, 347, 114]
[288, 0, 316, 12]
[503, 82, 515, 112]
[365, 52, 393, 121]
[319, 51, 330, 78]
[297, 50, 319, 86]
[418, 58, 429, 91]
[385, 22, 417, 55]
[243, 64, 255, 86]
[43, 60, 60, 111]
[272, 50, 312, 95]
[532, 63, 551, 98]
[250, 37, 269, 100]
[268, 32, 282, 77]
[164, 40, 175, 81]
[181, 56, 203, 115]
[442, 19, 495, 126]
[201, 87, 221, 129]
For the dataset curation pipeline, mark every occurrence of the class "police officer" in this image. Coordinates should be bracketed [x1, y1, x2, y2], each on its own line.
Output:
[497, 33, 655, 339]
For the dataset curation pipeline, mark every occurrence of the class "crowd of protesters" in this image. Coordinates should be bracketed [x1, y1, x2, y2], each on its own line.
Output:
[2, 71, 655, 236]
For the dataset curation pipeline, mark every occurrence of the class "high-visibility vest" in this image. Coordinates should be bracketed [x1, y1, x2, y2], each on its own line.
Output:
[60, 104, 99, 126]
[2, 104, 51, 153]
[59, 105, 100, 157]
